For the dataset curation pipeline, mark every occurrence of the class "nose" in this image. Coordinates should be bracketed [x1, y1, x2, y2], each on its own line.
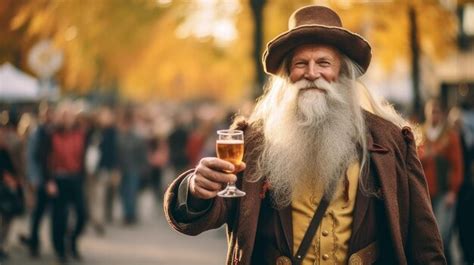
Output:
[304, 61, 320, 81]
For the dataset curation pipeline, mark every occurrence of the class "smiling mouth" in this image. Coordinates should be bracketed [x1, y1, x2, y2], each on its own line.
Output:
[300, 87, 327, 93]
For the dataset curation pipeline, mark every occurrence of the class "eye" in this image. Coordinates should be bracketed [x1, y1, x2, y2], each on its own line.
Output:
[319, 61, 331, 67]
[293, 61, 306, 68]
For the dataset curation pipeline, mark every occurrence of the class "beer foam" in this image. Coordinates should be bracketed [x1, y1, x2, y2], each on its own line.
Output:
[216, 140, 244, 144]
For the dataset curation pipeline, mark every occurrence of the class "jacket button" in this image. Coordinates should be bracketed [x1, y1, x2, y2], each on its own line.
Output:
[322, 254, 329, 260]
[322, 230, 329, 236]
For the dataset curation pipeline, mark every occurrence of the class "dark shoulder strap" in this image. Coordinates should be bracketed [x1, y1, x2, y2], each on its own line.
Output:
[293, 196, 330, 265]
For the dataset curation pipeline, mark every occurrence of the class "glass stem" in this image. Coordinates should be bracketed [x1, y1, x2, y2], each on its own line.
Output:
[226, 182, 237, 191]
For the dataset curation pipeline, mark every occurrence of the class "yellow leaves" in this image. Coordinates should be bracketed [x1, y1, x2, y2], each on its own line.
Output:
[1, 0, 461, 103]
[28, 9, 48, 36]
[119, 5, 253, 103]
[416, 3, 457, 61]
[264, 0, 312, 44]
[367, 5, 410, 70]
[61, 41, 94, 92]
[9, 5, 30, 31]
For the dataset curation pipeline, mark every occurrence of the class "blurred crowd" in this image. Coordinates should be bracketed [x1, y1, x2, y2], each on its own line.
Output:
[0, 97, 473, 264]
[417, 98, 474, 264]
[0, 99, 242, 263]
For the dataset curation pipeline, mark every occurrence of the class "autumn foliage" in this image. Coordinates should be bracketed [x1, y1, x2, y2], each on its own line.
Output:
[0, 0, 459, 104]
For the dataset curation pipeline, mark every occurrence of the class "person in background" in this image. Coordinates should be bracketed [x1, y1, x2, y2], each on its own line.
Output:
[45, 102, 88, 263]
[0, 124, 24, 262]
[147, 130, 169, 204]
[96, 106, 119, 225]
[83, 113, 103, 233]
[168, 111, 190, 175]
[117, 108, 148, 225]
[164, 5, 445, 264]
[449, 104, 474, 264]
[186, 119, 214, 167]
[19, 103, 54, 257]
[418, 98, 463, 264]
[2, 111, 24, 183]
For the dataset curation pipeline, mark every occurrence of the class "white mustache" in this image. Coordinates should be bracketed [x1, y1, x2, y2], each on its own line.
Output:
[293, 78, 333, 92]
[292, 78, 347, 105]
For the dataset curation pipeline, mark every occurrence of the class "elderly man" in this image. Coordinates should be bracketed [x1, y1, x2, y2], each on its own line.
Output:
[164, 5, 445, 265]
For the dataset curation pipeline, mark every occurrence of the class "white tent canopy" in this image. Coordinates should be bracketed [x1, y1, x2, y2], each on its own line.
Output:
[0, 62, 39, 101]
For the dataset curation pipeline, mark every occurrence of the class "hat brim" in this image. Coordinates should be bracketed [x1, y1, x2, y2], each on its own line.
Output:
[263, 25, 372, 76]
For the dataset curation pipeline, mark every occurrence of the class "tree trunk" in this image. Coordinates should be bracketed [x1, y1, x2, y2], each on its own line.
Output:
[250, 0, 266, 99]
[409, 6, 422, 120]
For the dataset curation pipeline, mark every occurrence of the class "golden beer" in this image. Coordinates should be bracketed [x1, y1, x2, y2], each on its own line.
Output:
[216, 140, 244, 166]
[216, 129, 246, 197]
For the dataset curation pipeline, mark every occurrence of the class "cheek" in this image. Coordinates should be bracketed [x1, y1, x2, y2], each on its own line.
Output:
[323, 69, 338, 82]
[289, 69, 303, 83]
[331, 67, 341, 81]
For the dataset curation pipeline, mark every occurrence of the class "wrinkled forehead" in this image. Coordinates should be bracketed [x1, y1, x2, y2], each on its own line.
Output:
[290, 43, 342, 61]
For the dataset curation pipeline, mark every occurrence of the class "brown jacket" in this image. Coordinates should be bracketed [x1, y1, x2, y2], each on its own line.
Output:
[164, 111, 445, 265]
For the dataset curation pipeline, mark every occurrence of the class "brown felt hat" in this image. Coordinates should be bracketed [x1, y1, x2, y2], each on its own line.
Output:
[263, 5, 372, 76]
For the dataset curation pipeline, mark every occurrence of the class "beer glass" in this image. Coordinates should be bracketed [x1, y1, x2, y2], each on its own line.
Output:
[216, 129, 246, 198]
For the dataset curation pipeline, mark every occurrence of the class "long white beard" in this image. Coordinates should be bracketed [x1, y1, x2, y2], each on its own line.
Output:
[259, 78, 361, 208]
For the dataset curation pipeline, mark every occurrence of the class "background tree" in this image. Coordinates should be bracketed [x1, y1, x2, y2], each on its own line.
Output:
[250, 0, 265, 99]
[0, 0, 460, 112]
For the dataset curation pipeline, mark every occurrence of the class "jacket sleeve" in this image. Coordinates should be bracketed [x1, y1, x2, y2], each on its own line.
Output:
[402, 127, 446, 264]
[175, 173, 213, 221]
[163, 169, 237, 236]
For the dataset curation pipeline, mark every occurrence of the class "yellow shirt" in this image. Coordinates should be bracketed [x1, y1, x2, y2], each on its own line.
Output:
[292, 162, 360, 264]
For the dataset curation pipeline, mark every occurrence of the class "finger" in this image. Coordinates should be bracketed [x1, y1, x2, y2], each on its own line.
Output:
[196, 166, 237, 184]
[200, 157, 235, 172]
[193, 185, 218, 200]
[194, 175, 224, 192]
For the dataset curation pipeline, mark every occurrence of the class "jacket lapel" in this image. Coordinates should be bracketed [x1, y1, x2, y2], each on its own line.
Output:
[365, 127, 404, 257]
[240, 133, 293, 257]
[234, 122, 265, 263]
[350, 132, 380, 248]
[351, 126, 393, 242]
[237, 177, 263, 253]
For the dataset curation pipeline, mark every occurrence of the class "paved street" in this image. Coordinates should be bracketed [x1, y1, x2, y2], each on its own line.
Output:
[3, 187, 466, 265]
[5, 191, 227, 265]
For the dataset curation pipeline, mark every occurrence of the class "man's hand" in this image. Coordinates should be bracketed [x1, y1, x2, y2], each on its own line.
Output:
[190, 157, 246, 200]
[46, 180, 58, 197]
